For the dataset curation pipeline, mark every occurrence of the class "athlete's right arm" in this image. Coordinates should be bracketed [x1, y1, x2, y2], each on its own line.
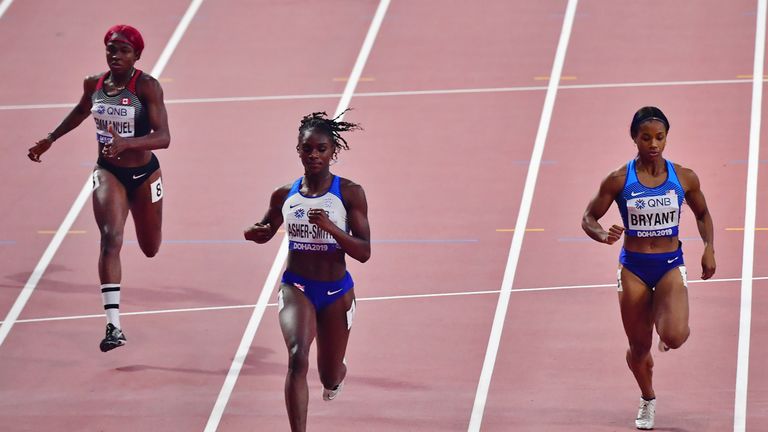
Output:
[244, 185, 289, 244]
[582, 170, 625, 245]
[28, 75, 98, 163]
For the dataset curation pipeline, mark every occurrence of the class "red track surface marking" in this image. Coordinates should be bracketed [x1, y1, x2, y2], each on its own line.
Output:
[361, 1, 563, 92]
[159, 0, 380, 99]
[561, 1, 758, 85]
[1, 1, 765, 431]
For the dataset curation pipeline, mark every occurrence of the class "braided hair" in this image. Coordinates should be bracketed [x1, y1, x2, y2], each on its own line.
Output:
[297, 109, 362, 158]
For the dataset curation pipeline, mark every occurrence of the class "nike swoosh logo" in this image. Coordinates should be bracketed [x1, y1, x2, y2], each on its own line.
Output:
[132, 173, 147, 180]
[667, 257, 679, 264]
[290, 203, 302, 209]
[631, 191, 645, 197]
[95, 99, 105, 103]
[327, 289, 343, 296]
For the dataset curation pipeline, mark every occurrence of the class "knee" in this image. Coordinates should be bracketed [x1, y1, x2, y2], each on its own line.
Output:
[319, 361, 346, 390]
[137, 234, 161, 258]
[99, 229, 123, 255]
[627, 341, 652, 360]
[287, 345, 310, 377]
[140, 243, 160, 258]
[662, 327, 690, 350]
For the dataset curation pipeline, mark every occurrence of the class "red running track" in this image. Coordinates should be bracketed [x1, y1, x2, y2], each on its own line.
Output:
[0, 1, 766, 431]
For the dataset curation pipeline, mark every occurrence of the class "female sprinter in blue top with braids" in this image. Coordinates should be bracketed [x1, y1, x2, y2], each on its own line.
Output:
[582, 106, 715, 430]
[244, 111, 370, 432]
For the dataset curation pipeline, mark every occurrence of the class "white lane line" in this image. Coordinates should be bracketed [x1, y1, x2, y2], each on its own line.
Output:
[734, 0, 766, 430]
[0, 0, 14, 19]
[5, 275, 756, 326]
[467, 1, 579, 430]
[561, 78, 750, 90]
[0, 78, 757, 111]
[0, 102, 83, 110]
[151, 0, 205, 78]
[0, 180, 92, 347]
[203, 237, 288, 432]
[0, 0, 204, 349]
[202, 1, 391, 430]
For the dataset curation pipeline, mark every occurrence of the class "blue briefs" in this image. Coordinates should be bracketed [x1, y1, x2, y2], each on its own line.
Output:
[619, 246, 684, 289]
[281, 270, 354, 310]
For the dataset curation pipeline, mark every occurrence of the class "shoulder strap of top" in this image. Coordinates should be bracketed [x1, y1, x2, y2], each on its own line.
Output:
[286, 177, 303, 200]
[665, 159, 680, 185]
[329, 175, 342, 196]
[127, 69, 142, 94]
[625, 159, 637, 185]
[330, 176, 347, 207]
[95, 72, 108, 90]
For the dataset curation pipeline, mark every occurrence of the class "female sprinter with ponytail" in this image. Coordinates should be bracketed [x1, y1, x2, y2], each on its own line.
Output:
[582, 106, 715, 430]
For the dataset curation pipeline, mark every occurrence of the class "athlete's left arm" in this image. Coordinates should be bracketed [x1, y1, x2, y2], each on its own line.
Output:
[308, 180, 371, 263]
[104, 76, 170, 157]
[681, 166, 716, 279]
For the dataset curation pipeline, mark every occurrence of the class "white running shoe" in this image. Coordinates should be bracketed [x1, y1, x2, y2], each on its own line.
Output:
[635, 398, 656, 430]
[322, 380, 344, 401]
[323, 358, 347, 401]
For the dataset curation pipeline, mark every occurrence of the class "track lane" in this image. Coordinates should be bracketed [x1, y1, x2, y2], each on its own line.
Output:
[360, 1, 565, 92]
[219, 1, 569, 429]
[0, 0, 191, 328]
[482, 1, 755, 429]
[745, 23, 768, 430]
[1, 1, 759, 431]
[561, 1, 758, 85]
[158, 0, 380, 100]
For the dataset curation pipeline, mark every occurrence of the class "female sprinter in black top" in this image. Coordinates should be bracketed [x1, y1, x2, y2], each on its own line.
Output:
[27, 25, 170, 352]
[244, 111, 370, 432]
[582, 106, 715, 430]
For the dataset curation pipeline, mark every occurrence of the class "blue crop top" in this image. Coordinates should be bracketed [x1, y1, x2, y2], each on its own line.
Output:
[616, 159, 685, 238]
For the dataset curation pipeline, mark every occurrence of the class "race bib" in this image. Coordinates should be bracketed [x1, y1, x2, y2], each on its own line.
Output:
[151, 177, 163, 203]
[626, 190, 679, 237]
[285, 207, 341, 252]
[92, 103, 136, 144]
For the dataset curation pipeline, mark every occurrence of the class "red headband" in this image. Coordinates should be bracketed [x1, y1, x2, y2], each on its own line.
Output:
[104, 25, 144, 57]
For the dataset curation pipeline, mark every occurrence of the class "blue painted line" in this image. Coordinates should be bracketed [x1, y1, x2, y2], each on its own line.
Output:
[559, 236, 701, 243]
[125, 239, 248, 244]
[122, 239, 479, 245]
[557, 237, 591, 242]
[372, 239, 479, 244]
[729, 159, 768, 164]
[0, 240, 16, 245]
